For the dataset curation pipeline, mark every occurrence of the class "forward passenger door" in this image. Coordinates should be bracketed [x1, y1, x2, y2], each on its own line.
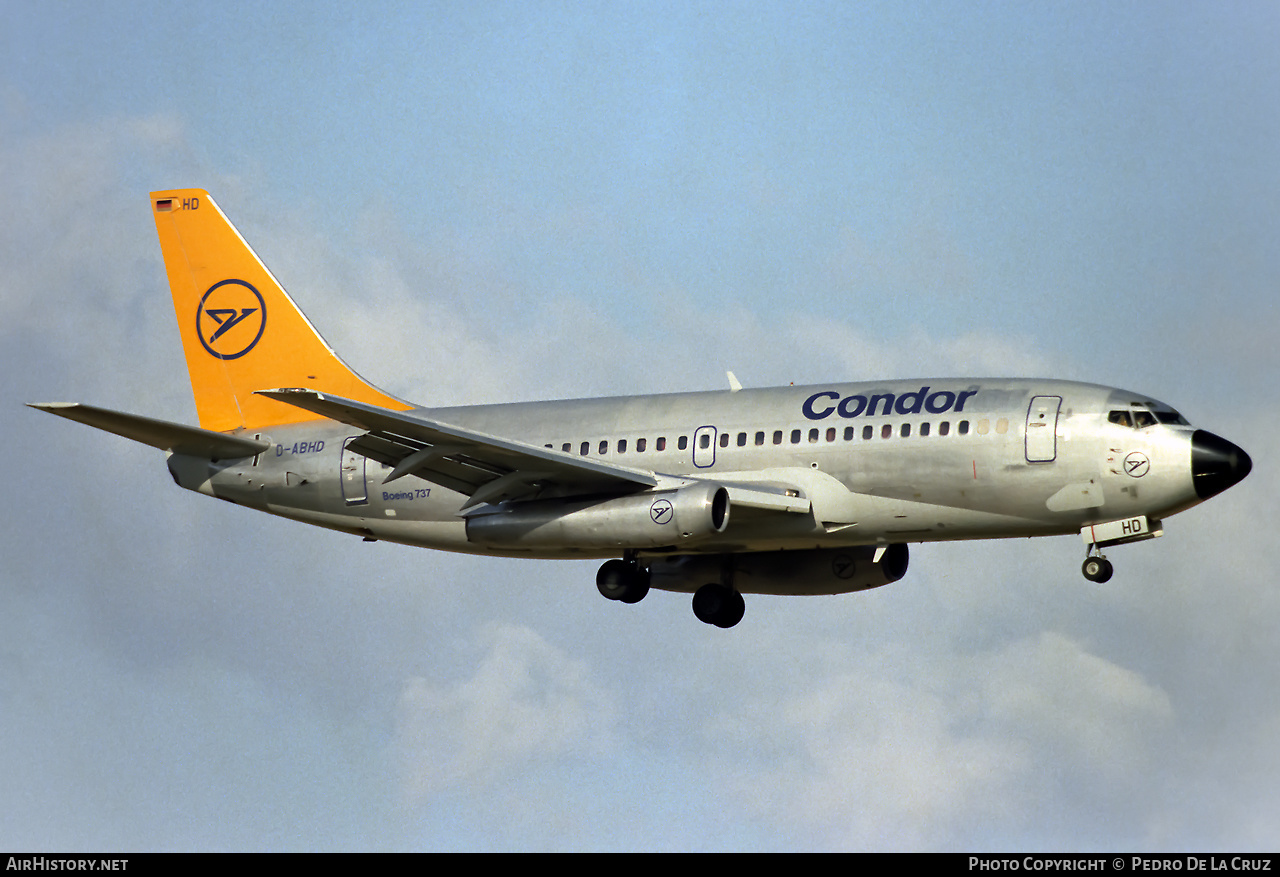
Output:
[1025, 396, 1062, 463]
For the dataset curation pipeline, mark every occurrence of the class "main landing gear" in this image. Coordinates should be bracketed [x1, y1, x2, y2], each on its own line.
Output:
[691, 583, 745, 628]
[1081, 551, 1114, 583]
[596, 557, 650, 604]
[595, 555, 747, 628]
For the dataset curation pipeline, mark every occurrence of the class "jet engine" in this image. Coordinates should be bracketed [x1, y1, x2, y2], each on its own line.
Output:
[648, 543, 909, 596]
[466, 483, 730, 550]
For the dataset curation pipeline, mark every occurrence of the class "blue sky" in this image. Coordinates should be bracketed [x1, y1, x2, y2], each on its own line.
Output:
[2, 1, 1277, 850]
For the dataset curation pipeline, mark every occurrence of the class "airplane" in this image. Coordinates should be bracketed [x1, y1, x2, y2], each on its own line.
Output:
[31, 189, 1253, 629]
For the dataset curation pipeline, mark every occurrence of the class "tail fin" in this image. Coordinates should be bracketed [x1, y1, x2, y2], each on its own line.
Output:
[151, 188, 409, 432]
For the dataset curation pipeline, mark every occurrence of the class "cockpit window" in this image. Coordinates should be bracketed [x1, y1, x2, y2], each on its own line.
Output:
[1111, 407, 1186, 429]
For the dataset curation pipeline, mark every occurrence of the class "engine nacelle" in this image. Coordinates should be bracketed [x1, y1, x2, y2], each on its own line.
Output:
[465, 483, 730, 550]
[648, 544, 909, 595]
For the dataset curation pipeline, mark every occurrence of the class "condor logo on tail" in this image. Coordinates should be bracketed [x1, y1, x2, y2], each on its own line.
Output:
[197, 279, 266, 360]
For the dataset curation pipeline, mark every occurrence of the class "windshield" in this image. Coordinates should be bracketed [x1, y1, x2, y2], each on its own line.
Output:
[1109, 406, 1189, 429]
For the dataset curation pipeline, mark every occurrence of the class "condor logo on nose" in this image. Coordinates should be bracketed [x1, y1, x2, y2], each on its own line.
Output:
[196, 279, 267, 360]
[803, 386, 978, 420]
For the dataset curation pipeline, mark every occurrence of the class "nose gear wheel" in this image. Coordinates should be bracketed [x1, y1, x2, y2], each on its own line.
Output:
[1081, 554, 1113, 583]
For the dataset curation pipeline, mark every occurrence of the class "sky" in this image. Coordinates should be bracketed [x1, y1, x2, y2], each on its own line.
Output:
[2, 1, 1277, 852]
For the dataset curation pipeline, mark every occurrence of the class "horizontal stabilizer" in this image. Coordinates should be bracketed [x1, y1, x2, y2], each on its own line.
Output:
[29, 402, 269, 459]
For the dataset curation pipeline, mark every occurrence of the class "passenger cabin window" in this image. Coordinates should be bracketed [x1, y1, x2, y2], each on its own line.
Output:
[637, 438, 647, 452]
[755, 431, 765, 446]
[678, 436, 688, 450]
[773, 430, 783, 445]
[656, 437, 666, 451]
[617, 439, 627, 453]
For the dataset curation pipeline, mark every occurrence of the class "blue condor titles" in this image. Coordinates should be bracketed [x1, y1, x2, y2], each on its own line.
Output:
[802, 386, 979, 421]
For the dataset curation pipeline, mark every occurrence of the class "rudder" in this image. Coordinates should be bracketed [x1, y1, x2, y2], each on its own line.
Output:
[151, 189, 409, 431]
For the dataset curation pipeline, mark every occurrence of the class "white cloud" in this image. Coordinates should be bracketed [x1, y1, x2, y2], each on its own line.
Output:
[721, 673, 1027, 850]
[977, 632, 1173, 778]
[395, 623, 616, 802]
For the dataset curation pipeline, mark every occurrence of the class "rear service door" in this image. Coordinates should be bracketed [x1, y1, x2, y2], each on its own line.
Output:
[341, 436, 368, 504]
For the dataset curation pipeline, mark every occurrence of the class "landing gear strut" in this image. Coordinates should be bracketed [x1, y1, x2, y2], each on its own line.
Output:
[1081, 550, 1113, 583]
[596, 556, 650, 604]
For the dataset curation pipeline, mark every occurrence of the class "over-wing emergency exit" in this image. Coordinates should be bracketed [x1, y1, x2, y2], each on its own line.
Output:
[31, 190, 1252, 628]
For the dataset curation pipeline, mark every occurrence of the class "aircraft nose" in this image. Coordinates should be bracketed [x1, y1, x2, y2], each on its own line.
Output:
[1191, 430, 1252, 499]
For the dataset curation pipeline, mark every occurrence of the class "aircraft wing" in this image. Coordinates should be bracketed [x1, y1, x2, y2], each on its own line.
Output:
[257, 388, 659, 508]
